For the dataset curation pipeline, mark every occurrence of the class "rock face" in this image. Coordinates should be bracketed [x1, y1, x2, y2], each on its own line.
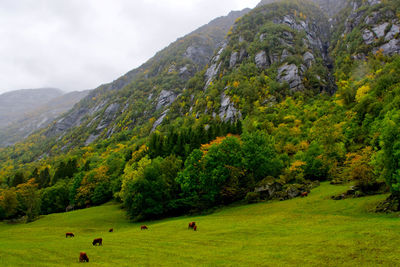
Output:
[204, 44, 226, 89]
[156, 90, 177, 110]
[255, 51, 268, 68]
[345, 1, 400, 56]
[219, 93, 241, 122]
[229, 51, 239, 68]
[303, 52, 315, 68]
[184, 40, 214, 67]
[152, 109, 169, 132]
[277, 63, 304, 91]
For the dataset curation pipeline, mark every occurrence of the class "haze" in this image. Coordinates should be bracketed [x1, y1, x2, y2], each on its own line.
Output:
[0, 0, 259, 94]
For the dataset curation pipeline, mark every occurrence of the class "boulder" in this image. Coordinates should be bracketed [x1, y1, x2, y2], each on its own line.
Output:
[376, 39, 400, 55]
[373, 22, 389, 38]
[385, 24, 400, 41]
[362, 29, 375, 45]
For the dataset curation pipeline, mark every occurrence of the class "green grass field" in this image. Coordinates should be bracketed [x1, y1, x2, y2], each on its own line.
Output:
[0, 183, 399, 266]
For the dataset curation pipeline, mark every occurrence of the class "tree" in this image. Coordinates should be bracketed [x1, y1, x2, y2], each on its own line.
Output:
[16, 179, 40, 222]
[37, 167, 50, 188]
[0, 189, 18, 219]
[11, 172, 24, 187]
[242, 131, 283, 182]
[123, 158, 170, 220]
[379, 110, 400, 195]
[40, 181, 70, 214]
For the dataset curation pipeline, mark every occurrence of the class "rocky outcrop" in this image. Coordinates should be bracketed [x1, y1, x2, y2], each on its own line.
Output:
[362, 29, 375, 45]
[96, 103, 120, 132]
[219, 93, 241, 122]
[156, 90, 177, 110]
[346, 2, 400, 56]
[152, 109, 169, 132]
[229, 51, 239, 68]
[255, 51, 268, 68]
[184, 40, 214, 67]
[376, 39, 400, 55]
[277, 63, 304, 91]
[204, 44, 226, 90]
[303, 52, 315, 68]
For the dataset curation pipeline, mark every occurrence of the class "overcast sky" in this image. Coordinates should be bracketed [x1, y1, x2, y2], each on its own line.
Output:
[0, 0, 259, 94]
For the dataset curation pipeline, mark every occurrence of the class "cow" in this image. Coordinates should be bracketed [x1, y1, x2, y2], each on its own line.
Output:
[193, 225, 197, 231]
[109, 228, 113, 232]
[301, 192, 309, 197]
[66, 232, 75, 238]
[79, 252, 89, 262]
[141, 225, 148, 230]
[92, 238, 103, 246]
[188, 222, 196, 229]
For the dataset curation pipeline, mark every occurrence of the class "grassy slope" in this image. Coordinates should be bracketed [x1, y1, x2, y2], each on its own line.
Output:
[0, 183, 399, 266]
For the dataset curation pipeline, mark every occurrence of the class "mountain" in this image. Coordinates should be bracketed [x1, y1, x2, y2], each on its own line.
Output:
[1, 0, 400, 223]
[0, 88, 63, 128]
[0, 90, 90, 147]
[21, 8, 251, 154]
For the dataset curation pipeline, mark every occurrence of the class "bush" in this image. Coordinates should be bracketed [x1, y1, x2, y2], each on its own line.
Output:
[245, 192, 260, 204]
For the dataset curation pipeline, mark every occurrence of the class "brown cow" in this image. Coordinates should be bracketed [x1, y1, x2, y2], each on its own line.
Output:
[66, 232, 74, 238]
[301, 192, 309, 197]
[188, 222, 196, 229]
[141, 225, 148, 230]
[79, 252, 89, 262]
[109, 228, 113, 232]
[193, 225, 197, 231]
[92, 238, 103, 246]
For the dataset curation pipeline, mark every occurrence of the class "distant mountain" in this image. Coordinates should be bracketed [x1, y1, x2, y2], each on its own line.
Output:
[0, 88, 63, 128]
[0, 89, 89, 147]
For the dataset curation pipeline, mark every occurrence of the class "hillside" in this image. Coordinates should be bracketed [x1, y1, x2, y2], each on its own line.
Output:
[0, 90, 89, 147]
[0, 183, 399, 266]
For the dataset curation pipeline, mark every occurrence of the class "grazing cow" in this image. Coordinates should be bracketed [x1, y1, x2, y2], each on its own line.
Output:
[141, 225, 148, 230]
[79, 252, 89, 262]
[92, 238, 103, 246]
[301, 192, 309, 197]
[109, 228, 113, 232]
[188, 222, 196, 229]
[193, 225, 197, 231]
[66, 232, 75, 238]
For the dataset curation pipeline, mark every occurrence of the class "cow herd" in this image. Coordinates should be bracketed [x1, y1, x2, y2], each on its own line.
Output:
[67, 222, 198, 263]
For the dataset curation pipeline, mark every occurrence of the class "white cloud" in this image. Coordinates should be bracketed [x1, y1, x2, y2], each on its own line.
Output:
[0, 0, 259, 93]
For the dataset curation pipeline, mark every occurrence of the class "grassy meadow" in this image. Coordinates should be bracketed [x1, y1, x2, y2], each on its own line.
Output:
[0, 182, 399, 266]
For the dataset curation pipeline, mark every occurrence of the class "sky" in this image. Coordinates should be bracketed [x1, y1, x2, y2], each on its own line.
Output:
[0, 0, 260, 94]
